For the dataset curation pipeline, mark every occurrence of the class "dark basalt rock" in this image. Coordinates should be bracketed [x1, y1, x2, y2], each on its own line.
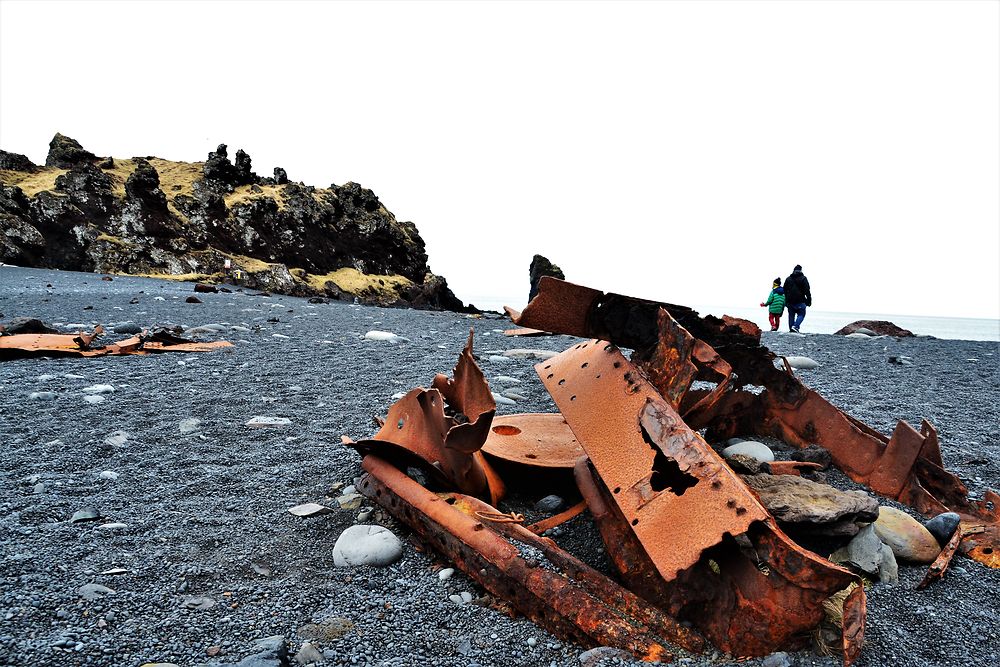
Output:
[0, 136, 474, 312]
[54, 163, 118, 220]
[0, 317, 58, 334]
[528, 254, 565, 300]
[234, 149, 257, 185]
[835, 320, 915, 337]
[125, 158, 168, 213]
[203, 143, 238, 186]
[923, 511, 961, 545]
[46, 133, 97, 168]
[791, 444, 833, 469]
[0, 150, 37, 172]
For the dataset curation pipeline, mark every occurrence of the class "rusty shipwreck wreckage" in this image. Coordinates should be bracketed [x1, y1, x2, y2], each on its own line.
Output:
[343, 278, 999, 665]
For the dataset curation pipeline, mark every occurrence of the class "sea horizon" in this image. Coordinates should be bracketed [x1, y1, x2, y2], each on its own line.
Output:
[467, 294, 1000, 343]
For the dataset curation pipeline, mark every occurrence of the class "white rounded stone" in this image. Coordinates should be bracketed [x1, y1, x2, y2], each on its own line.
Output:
[332, 525, 403, 567]
[722, 440, 775, 463]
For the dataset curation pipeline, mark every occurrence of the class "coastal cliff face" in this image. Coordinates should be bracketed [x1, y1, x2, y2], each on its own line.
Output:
[0, 134, 471, 311]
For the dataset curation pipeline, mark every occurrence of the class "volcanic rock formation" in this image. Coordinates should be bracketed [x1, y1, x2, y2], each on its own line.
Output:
[0, 134, 471, 311]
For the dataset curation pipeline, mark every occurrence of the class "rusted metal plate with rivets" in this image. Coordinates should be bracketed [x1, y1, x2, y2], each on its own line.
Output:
[481, 413, 584, 469]
[537, 339, 769, 580]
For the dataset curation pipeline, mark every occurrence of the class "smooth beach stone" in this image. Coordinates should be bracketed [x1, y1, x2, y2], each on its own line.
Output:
[854, 327, 877, 336]
[82, 384, 115, 394]
[722, 440, 775, 463]
[873, 506, 941, 563]
[364, 330, 407, 343]
[784, 356, 821, 369]
[98, 470, 119, 481]
[846, 332, 872, 339]
[438, 567, 455, 581]
[494, 375, 522, 384]
[70, 507, 102, 523]
[924, 511, 962, 545]
[534, 495, 565, 513]
[29, 391, 57, 400]
[332, 525, 403, 567]
[245, 416, 291, 427]
[829, 524, 883, 577]
[83, 395, 105, 405]
[878, 542, 899, 583]
[112, 323, 142, 334]
[492, 393, 517, 406]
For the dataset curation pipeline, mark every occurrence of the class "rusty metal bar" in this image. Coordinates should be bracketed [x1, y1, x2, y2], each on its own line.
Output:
[357, 455, 704, 661]
[917, 524, 964, 590]
[526, 500, 587, 535]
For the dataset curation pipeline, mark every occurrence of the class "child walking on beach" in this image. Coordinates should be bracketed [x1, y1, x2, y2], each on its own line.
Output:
[761, 278, 785, 331]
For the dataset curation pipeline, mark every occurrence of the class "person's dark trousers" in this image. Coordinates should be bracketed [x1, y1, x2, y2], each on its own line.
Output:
[787, 304, 807, 331]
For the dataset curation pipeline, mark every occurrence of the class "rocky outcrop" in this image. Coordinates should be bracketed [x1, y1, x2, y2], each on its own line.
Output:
[835, 320, 915, 337]
[0, 150, 37, 172]
[0, 134, 473, 311]
[46, 132, 97, 168]
[528, 254, 565, 300]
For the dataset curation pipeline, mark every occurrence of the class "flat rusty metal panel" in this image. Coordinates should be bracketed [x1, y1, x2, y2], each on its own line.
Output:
[537, 339, 768, 580]
[481, 413, 584, 469]
[869, 420, 925, 497]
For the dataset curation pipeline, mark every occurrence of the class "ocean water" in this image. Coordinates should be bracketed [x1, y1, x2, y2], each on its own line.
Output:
[469, 295, 1000, 343]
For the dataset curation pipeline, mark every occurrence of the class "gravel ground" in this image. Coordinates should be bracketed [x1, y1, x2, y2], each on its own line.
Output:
[1, 266, 997, 667]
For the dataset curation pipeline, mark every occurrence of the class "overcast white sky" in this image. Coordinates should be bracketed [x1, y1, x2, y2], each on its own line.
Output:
[1, 0, 997, 319]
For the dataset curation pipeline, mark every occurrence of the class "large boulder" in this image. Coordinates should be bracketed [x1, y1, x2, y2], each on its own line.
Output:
[124, 158, 168, 213]
[835, 320, 915, 337]
[45, 133, 97, 168]
[528, 254, 565, 300]
[873, 506, 941, 563]
[742, 474, 880, 536]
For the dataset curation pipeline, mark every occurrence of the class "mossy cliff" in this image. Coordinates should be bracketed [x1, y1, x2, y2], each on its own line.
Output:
[0, 134, 471, 311]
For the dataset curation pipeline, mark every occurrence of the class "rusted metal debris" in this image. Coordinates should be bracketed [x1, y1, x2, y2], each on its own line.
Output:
[0, 326, 232, 359]
[347, 276, 995, 665]
[481, 413, 584, 470]
[347, 330, 505, 505]
[509, 277, 1000, 569]
[357, 455, 705, 661]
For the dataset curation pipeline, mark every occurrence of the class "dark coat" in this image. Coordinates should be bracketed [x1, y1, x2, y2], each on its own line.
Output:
[784, 269, 811, 306]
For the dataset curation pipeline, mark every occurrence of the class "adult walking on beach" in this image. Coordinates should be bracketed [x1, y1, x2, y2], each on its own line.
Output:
[783, 264, 811, 333]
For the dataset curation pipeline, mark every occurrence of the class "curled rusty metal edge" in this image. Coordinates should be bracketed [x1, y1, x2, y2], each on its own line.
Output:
[916, 524, 964, 590]
[513, 277, 1000, 568]
[842, 584, 866, 667]
[347, 330, 504, 504]
[357, 454, 705, 661]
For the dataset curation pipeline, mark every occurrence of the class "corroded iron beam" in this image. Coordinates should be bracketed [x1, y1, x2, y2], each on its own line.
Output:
[357, 455, 705, 661]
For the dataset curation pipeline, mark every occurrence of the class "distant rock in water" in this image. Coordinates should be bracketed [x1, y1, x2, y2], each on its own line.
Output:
[835, 320, 915, 337]
[0, 134, 474, 312]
